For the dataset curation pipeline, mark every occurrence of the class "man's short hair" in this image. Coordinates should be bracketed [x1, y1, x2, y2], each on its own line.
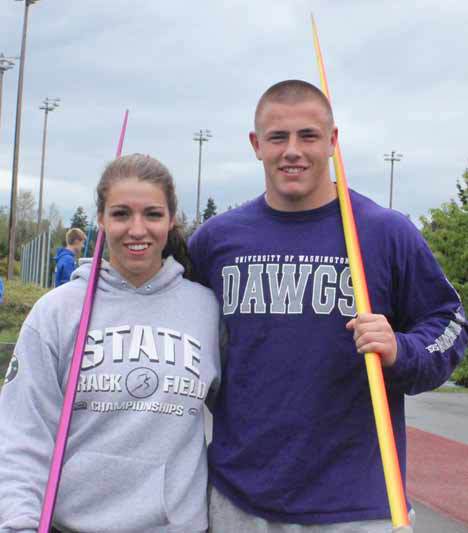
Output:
[254, 79, 334, 131]
[66, 228, 86, 246]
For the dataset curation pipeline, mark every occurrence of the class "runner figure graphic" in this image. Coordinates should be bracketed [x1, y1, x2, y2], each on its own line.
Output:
[125, 368, 159, 399]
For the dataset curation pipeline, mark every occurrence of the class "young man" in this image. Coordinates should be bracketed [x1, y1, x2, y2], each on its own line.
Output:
[189, 80, 468, 532]
[54, 227, 86, 287]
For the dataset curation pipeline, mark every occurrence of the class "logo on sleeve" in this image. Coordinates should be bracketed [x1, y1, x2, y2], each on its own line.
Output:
[4, 355, 19, 385]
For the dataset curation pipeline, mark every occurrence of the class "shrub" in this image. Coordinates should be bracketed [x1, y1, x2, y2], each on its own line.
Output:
[0, 257, 20, 278]
[452, 350, 468, 387]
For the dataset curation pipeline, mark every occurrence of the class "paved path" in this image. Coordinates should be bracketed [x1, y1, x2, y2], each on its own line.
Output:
[412, 501, 468, 533]
[406, 390, 468, 444]
[406, 391, 468, 532]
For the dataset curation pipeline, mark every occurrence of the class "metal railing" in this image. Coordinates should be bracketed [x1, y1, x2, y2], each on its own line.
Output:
[20, 227, 52, 288]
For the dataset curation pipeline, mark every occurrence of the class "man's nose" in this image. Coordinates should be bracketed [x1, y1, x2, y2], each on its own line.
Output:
[284, 136, 301, 160]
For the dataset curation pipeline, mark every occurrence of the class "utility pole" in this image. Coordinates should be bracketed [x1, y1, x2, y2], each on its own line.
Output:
[193, 129, 212, 226]
[7, 0, 41, 280]
[384, 150, 403, 209]
[0, 54, 17, 144]
[37, 97, 60, 232]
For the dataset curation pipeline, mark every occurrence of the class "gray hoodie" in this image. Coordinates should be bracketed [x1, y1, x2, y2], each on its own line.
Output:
[0, 256, 221, 533]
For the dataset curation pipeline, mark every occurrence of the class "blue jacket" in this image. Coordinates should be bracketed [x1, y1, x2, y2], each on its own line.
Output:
[54, 248, 77, 287]
[0, 277, 4, 304]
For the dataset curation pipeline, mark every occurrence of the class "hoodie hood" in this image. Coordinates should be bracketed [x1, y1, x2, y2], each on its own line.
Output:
[71, 255, 184, 296]
[54, 247, 75, 262]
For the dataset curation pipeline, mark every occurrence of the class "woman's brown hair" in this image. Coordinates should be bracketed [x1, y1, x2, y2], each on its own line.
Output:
[97, 154, 192, 279]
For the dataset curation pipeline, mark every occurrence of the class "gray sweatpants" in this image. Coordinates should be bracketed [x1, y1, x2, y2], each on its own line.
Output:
[209, 485, 415, 533]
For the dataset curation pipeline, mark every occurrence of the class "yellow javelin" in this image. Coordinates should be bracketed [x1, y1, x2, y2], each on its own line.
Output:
[310, 14, 412, 532]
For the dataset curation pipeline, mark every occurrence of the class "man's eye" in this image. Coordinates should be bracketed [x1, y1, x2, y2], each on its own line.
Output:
[269, 135, 286, 142]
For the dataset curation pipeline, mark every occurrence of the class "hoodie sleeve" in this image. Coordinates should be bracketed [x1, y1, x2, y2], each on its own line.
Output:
[383, 218, 468, 395]
[0, 319, 62, 532]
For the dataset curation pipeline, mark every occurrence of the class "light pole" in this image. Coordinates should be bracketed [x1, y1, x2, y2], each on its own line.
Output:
[37, 97, 60, 232]
[384, 150, 403, 209]
[0, 54, 17, 144]
[7, 0, 41, 280]
[193, 129, 212, 226]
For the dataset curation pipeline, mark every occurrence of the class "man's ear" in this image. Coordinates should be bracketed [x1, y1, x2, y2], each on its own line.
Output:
[249, 131, 262, 161]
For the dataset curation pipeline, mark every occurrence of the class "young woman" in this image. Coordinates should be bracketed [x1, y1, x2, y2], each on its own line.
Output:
[0, 154, 221, 533]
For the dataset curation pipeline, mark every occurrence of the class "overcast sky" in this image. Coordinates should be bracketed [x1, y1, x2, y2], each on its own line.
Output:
[1, 1, 467, 227]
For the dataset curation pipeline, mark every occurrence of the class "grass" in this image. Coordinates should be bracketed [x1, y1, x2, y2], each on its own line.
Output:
[452, 353, 468, 388]
[0, 279, 49, 343]
[434, 385, 468, 393]
[0, 278, 49, 387]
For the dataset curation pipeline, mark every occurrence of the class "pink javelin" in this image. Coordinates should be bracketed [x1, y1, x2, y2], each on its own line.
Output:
[38, 110, 129, 533]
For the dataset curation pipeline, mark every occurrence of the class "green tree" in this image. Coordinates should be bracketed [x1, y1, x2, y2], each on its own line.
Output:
[0, 190, 39, 261]
[420, 172, 468, 386]
[15, 189, 37, 257]
[0, 206, 8, 257]
[178, 211, 189, 235]
[70, 206, 88, 232]
[202, 197, 217, 222]
[420, 201, 468, 292]
[456, 168, 468, 207]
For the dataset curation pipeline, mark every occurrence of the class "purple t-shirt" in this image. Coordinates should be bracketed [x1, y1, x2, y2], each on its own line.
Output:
[189, 191, 467, 525]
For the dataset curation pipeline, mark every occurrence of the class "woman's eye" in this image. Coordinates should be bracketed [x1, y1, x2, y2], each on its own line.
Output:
[147, 212, 163, 219]
[111, 210, 128, 218]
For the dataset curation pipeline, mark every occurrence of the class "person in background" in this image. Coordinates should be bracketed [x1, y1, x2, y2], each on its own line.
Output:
[54, 227, 87, 286]
[0, 276, 4, 304]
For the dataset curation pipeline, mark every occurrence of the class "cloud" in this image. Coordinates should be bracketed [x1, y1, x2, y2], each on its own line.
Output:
[0, 1, 466, 229]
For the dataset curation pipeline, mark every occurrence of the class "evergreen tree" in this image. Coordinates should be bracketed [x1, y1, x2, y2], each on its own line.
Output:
[202, 197, 217, 222]
[456, 169, 468, 207]
[70, 206, 88, 232]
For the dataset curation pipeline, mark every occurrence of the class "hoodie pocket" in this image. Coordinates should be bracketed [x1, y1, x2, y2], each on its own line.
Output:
[55, 451, 170, 532]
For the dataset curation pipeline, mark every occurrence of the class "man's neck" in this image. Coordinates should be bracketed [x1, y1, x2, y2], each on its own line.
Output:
[265, 182, 337, 212]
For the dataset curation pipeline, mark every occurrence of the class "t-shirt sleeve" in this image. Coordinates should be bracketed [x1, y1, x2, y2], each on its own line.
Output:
[188, 228, 209, 287]
[383, 218, 468, 394]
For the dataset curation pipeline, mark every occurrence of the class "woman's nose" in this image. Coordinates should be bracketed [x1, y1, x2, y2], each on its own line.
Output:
[128, 215, 147, 238]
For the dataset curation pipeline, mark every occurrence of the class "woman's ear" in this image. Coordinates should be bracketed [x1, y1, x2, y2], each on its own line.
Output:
[97, 212, 104, 230]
